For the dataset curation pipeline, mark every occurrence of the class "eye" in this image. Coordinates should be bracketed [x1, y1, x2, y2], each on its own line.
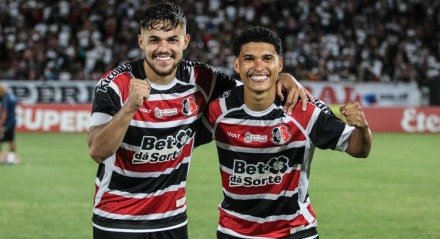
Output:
[168, 38, 179, 43]
[148, 38, 159, 44]
[243, 56, 254, 62]
[263, 55, 275, 62]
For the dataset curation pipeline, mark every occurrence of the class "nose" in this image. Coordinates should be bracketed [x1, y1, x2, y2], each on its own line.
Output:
[157, 40, 170, 51]
[253, 58, 265, 71]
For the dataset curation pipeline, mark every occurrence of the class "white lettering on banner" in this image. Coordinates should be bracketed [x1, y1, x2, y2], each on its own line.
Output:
[400, 108, 440, 133]
[302, 82, 420, 106]
[17, 106, 91, 132]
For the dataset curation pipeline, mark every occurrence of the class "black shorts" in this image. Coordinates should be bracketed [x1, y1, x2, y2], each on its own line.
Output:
[93, 224, 188, 239]
[0, 128, 15, 142]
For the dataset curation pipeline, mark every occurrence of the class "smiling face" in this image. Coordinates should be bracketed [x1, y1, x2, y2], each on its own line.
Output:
[138, 22, 190, 81]
[234, 42, 283, 94]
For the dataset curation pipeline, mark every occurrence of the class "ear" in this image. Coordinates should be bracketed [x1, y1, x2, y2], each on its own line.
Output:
[233, 58, 240, 74]
[278, 56, 284, 73]
[183, 34, 191, 50]
[138, 33, 144, 50]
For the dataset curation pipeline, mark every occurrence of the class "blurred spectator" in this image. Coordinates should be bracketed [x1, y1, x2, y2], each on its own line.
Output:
[0, 0, 438, 84]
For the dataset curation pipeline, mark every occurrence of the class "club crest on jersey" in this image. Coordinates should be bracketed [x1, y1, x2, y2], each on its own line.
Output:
[182, 96, 198, 117]
[229, 156, 289, 187]
[272, 125, 291, 144]
[155, 107, 178, 118]
[244, 132, 267, 143]
[132, 128, 194, 164]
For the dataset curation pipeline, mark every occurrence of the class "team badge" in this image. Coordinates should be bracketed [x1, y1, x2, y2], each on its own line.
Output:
[272, 124, 291, 144]
[182, 96, 198, 116]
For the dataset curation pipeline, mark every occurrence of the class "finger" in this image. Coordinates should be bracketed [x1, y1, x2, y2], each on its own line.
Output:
[283, 90, 296, 113]
[276, 83, 284, 101]
[339, 105, 345, 115]
[306, 89, 315, 102]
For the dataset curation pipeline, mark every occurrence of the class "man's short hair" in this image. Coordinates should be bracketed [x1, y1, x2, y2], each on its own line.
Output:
[232, 26, 282, 57]
[138, 2, 186, 33]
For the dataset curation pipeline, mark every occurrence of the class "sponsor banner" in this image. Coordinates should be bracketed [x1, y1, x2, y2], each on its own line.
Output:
[2, 80, 97, 104]
[17, 104, 92, 132]
[364, 107, 440, 133]
[329, 106, 440, 133]
[2, 81, 420, 106]
[14, 104, 440, 133]
[302, 81, 420, 106]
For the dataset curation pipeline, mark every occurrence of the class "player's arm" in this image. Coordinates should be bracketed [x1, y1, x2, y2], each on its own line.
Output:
[339, 102, 372, 158]
[277, 73, 315, 114]
[88, 79, 151, 163]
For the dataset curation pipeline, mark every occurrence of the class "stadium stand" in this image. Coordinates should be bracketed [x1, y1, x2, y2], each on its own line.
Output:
[0, 0, 438, 86]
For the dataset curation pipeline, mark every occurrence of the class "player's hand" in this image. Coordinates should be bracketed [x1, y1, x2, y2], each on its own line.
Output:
[126, 78, 151, 112]
[339, 102, 369, 128]
[276, 73, 315, 114]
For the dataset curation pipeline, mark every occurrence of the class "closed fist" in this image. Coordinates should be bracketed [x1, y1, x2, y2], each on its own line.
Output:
[339, 102, 369, 128]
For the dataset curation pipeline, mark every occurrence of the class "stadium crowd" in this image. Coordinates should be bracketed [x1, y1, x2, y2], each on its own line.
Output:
[0, 0, 439, 85]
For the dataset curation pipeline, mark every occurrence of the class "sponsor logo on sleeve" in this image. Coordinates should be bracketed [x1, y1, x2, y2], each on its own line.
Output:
[97, 64, 131, 92]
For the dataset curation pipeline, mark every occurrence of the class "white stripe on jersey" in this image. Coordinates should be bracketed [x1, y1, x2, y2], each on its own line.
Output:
[129, 113, 202, 129]
[93, 206, 187, 221]
[93, 219, 187, 233]
[109, 81, 123, 106]
[112, 156, 191, 178]
[221, 207, 302, 224]
[305, 107, 322, 135]
[222, 187, 299, 200]
[336, 125, 355, 151]
[219, 117, 285, 127]
[221, 163, 300, 176]
[89, 112, 113, 128]
[94, 155, 116, 208]
[215, 140, 307, 154]
[108, 181, 186, 199]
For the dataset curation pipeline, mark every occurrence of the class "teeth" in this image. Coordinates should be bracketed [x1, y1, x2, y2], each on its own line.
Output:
[250, 75, 268, 81]
[156, 56, 171, 60]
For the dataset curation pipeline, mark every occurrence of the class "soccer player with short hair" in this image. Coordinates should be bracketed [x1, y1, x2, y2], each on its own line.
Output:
[87, 3, 312, 239]
[208, 26, 372, 239]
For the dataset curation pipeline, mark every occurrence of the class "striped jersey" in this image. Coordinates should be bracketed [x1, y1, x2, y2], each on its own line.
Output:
[208, 86, 355, 238]
[89, 59, 235, 232]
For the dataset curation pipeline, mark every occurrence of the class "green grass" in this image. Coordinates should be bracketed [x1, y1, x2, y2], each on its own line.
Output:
[1, 133, 439, 238]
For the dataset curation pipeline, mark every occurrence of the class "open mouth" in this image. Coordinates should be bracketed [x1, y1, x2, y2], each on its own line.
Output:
[249, 75, 269, 82]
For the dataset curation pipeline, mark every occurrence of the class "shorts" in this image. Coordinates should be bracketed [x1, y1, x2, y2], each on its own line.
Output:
[93, 224, 188, 239]
[0, 128, 15, 142]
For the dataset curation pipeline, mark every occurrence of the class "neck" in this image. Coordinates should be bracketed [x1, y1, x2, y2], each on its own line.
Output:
[243, 87, 276, 112]
[143, 60, 176, 85]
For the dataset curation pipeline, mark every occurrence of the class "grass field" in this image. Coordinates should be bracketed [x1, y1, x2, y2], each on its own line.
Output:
[0, 133, 439, 239]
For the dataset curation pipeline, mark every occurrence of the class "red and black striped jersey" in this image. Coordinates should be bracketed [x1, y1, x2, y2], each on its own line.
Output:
[89, 59, 235, 232]
[208, 86, 354, 238]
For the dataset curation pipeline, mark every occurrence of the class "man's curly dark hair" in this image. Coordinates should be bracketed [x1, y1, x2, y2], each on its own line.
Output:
[138, 2, 187, 33]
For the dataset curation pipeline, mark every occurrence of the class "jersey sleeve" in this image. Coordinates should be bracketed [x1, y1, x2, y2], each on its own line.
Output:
[210, 69, 238, 101]
[89, 78, 122, 128]
[308, 100, 354, 151]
